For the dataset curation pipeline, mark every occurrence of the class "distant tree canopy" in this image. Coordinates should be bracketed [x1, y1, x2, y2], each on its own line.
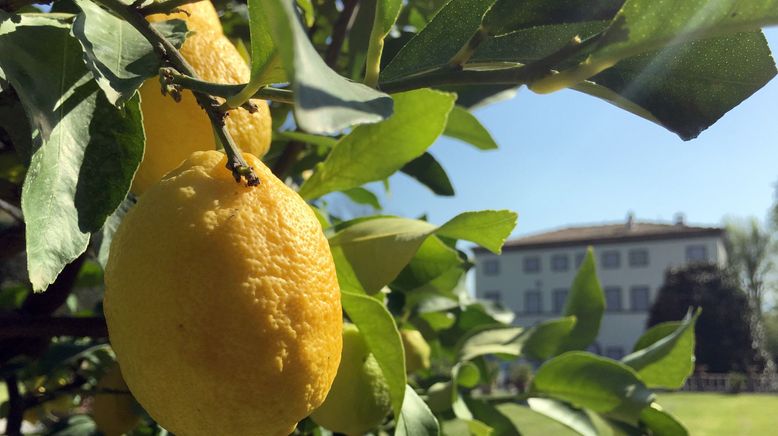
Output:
[649, 263, 765, 373]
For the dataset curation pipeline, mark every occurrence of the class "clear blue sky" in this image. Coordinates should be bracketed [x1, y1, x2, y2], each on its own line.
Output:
[359, 28, 778, 238]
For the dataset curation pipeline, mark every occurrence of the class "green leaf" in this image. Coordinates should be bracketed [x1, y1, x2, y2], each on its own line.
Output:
[0, 89, 32, 163]
[0, 14, 143, 291]
[464, 398, 521, 436]
[531, 352, 654, 421]
[526, 398, 598, 436]
[97, 195, 136, 269]
[632, 322, 680, 352]
[329, 211, 515, 293]
[458, 326, 525, 361]
[275, 131, 338, 149]
[622, 309, 699, 389]
[374, 0, 403, 38]
[262, 0, 393, 134]
[453, 361, 481, 388]
[330, 217, 436, 293]
[342, 187, 381, 210]
[341, 291, 407, 418]
[396, 385, 441, 436]
[400, 152, 455, 196]
[393, 235, 463, 292]
[481, 0, 622, 36]
[381, 0, 494, 82]
[533, 0, 778, 97]
[443, 106, 498, 150]
[74, 94, 144, 233]
[522, 316, 577, 361]
[596, 0, 778, 64]
[227, 0, 286, 107]
[299, 89, 455, 200]
[72, 0, 188, 107]
[436, 210, 517, 254]
[556, 248, 604, 352]
[639, 404, 688, 436]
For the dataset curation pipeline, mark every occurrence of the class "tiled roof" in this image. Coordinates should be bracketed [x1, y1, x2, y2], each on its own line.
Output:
[474, 220, 723, 253]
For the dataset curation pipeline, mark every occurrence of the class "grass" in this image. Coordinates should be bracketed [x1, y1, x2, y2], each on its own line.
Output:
[495, 392, 778, 436]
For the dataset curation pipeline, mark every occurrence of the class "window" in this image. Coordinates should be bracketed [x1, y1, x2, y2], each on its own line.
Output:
[523, 256, 541, 273]
[630, 286, 651, 311]
[483, 259, 500, 275]
[524, 290, 542, 314]
[551, 254, 569, 272]
[601, 250, 621, 269]
[575, 252, 586, 268]
[605, 346, 625, 360]
[483, 290, 501, 304]
[628, 248, 649, 267]
[686, 245, 708, 262]
[552, 289, 569, 314]
[604, 286, 623, 311]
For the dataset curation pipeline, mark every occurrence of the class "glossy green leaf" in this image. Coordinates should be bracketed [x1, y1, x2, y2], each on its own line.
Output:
[342, 187, 381, 210]
[0, 14, 143, 291]
[97, 195, 136, 269]
[400, 152, 455, 196]
[262, 0, 393, 134]
[464, 398, 521, 436]
[72, 0, 188, 106]
[393, 235, 462, 291]
[274, 131, 338, 148]
[639, 404, 688, 436]
[228, 0, 286, 107]
[330, 217, 437, 293]
[453, 361, 481, 388]
[526, 398, 598, 436]
[535, 0, 778, 99]
[556, 248, 605, 352]
[481, 0, 622, 35]
[436, 210, 517, 254]
[443, 106, 498, 150]
[329, 210, 515, 293]
[522, 316, 577, 361]
[0, 90, 32, 164]
[396, 385, 441, 436]
[458, 326, 525, 361]
[531, 352, 654, 421]
[622, 309, 699, 389]
[299, 89, 455, 200]
[632, 322, 680, 352]
[342, 291, 407, 418]
[380, 0, 495, 82]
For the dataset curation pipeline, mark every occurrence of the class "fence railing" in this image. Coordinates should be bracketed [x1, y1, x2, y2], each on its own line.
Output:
[680, 373, 778, 393]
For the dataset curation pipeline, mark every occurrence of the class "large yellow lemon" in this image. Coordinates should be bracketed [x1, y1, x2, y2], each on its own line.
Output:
[104, 150, 342, 435]
[133, 1, 272, 194]
[311, 324, 392, 435]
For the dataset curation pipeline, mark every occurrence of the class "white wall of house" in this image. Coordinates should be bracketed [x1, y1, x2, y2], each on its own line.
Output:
[474, 235, 726, 359]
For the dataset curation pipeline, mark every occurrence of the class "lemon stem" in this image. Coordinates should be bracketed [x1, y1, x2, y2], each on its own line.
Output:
[161, 68, 295, 104]
[92, 0, 260, 186]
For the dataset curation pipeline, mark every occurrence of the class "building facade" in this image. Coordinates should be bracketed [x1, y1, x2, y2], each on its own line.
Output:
[473, 216, 726, 359]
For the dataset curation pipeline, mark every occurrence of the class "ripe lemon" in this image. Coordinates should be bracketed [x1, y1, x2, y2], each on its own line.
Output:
[311, 324, 391, 435]
[92, 364, 141, 436]
[132, 1, 272, 194]
[104, 150, 343, 435]
[401, 329, 431, 373]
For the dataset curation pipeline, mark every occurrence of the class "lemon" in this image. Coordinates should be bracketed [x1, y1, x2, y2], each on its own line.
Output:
[103, 150, 343, 435]
[311, 324, 391, 435]
[92, 364, 141, 436]
[132, 1, 272, 194]
[401, 329, 431, 373]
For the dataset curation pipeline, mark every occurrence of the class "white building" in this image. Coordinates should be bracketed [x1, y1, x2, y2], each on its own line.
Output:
[472, 215, 726, 359]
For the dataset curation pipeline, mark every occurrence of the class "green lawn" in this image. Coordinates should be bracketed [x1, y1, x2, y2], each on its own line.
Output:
[495, 393, 778, 436]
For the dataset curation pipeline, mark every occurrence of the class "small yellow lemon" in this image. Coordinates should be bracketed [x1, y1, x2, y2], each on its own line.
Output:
[133, 1, 272, 194]
[311, 324, 392, 436]
[92, 364, 141, 436]
[401, 329, 431, 373]
[104, 150, 342, 435]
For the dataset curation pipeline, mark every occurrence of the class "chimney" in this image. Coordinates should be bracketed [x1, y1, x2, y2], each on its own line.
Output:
[626, 211, 635, 230]
[674, 212, 686, 226]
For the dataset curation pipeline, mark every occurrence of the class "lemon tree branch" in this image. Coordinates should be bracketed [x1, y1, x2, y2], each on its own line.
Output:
[139, 0, 200, 16]
[91, 0, 260, 186]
